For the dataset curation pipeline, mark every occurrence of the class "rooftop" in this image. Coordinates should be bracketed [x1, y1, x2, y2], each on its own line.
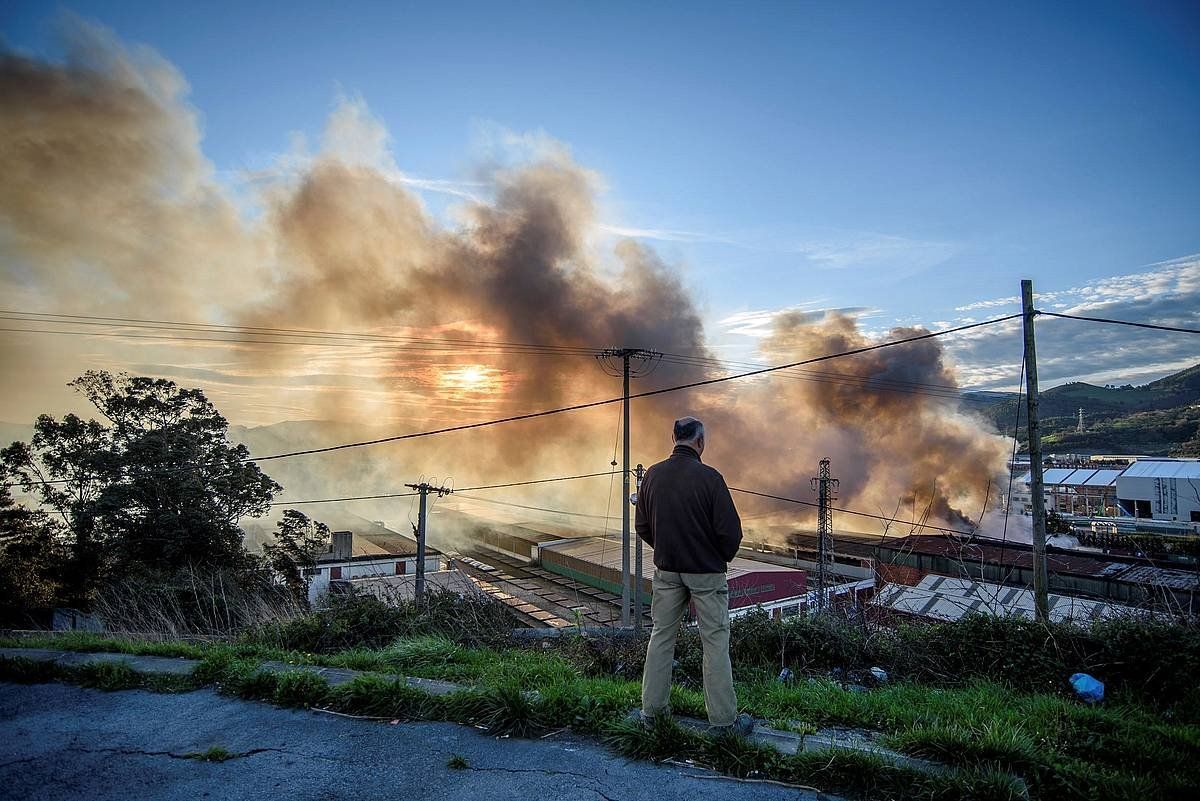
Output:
[1119, 459, 1200, 480]
[872, 575, 1138, 623]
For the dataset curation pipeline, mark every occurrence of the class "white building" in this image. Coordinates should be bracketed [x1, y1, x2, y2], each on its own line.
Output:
[1115, 459, 1200, 525]
[307, 527, 441, 605]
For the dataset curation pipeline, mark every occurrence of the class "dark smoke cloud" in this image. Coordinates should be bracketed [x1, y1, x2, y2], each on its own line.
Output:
[0, 20, 1008, 536]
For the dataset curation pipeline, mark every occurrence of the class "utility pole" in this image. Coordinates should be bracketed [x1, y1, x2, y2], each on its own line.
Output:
[810, 458, 838, 613]
[404, 480, 453, 602]
[1077, 407, 1084, 434]
[1021, 279, 1050, 623]
[596, 348, 660, 627]
[633, 463, 646, 632]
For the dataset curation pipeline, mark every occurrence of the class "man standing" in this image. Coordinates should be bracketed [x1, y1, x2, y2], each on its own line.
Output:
[633, 416, 753, 736]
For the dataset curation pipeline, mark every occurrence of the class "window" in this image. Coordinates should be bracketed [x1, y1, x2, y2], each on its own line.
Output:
[330, 566, 342, 580]
[395, 561, 406, 575]
[781, 604, 800, 618]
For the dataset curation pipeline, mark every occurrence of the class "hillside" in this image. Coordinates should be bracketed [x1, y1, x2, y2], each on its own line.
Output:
[975, 361, 1200, 455]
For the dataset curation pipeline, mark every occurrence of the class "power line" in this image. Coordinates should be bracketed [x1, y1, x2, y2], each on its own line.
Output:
[656, 352, 1013, 404]
[249, 315, 1022, 462]
[0, 314, 1020, 488]
[264, 470, 619, 507]
[270, 491, 419, 507]
[269, 472, 976, 538]
[1036, 310, 1200, 335]
[454, 471, 619, 492]
[0, 310, 603, 354]
[729, 484, 974, 534]
[452, 493, 620, 521]
[0, 323, 600, 358]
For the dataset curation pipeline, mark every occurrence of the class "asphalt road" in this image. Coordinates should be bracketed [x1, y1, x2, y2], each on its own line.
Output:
[0, 682, 831, 800]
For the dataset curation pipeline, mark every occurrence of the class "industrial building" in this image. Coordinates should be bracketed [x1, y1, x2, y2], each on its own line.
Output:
[874, 535, 1199, 614]
[872, 575, 1137, 623]
[536, 535, 824, 619]
[1115, 459, 1200, 524]
[1015, 467, 1122, 517]
[1015, 457, 1200, 531]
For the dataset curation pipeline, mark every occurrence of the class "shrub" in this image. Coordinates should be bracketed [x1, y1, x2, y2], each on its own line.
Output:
[258, 589, 512, 653]
[271, 670, 330, 708]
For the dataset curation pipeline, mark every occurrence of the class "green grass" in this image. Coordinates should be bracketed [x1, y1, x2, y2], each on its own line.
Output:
[187, 746, 236, 763]
[4, 634, 1198, 800]
[446, 754, 469, 770]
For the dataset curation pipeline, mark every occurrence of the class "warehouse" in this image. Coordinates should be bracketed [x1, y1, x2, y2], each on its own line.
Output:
[536, 535, 814, 618]
[1115, 459, 1200, 524]
[872, 575, 1136, 623]
[1017, 467, 1122, 517]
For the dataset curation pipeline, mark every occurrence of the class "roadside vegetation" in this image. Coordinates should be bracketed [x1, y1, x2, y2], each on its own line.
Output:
[4, 598, 1198, 801]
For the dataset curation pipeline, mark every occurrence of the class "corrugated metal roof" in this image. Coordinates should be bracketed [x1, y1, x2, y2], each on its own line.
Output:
[1019, 468, 1122, 487]
[1082, 469, 1122, 487]
[1119, 459, 1200, 480]
[1042, 468, 1076, 484]
[872, 574, 1137, 622]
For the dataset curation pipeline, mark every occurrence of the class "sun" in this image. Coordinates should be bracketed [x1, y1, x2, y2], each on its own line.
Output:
[438, 364, 499, 396]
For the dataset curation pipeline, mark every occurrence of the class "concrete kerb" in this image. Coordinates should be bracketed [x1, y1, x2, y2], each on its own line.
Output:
[670, 715, 949, 774]
[1, 647, 947, 775]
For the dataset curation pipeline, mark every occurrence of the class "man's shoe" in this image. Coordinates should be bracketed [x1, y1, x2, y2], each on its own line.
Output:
[625, 709, 669, 730]
[624, 709, 654, 730]
[708, 713, 755, 739]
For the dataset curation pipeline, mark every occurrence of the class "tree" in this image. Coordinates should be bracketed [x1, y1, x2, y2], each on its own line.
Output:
[1046, 510, 1072, 535]
[1, 371, 281, 603]
[264, 509, 329, 604]
[0, 477, 62, 610]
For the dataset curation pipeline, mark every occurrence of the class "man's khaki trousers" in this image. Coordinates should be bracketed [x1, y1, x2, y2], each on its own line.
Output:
[640, 569, 736, 726]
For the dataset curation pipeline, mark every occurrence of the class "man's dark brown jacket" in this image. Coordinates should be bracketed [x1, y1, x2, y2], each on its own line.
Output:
[634, 444, 743, 574]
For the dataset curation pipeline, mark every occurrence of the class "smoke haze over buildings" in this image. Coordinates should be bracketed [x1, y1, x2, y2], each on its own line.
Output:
[0, 20, 1009, 536]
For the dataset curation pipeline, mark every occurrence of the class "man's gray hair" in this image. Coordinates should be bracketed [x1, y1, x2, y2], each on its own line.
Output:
[673, 416, 704, 443]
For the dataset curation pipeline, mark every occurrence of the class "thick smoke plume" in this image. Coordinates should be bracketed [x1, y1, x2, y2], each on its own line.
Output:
[0, 21, 1008, 538]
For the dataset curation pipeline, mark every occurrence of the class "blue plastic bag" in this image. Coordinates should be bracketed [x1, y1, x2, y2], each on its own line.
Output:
[1069, 673, 1105, 704]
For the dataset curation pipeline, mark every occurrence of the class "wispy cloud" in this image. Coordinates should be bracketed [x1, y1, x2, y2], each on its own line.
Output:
[945, 254, 1200, 390]
[717, 305, 874, 338]
[787, 233, 958, 271]
[594, 223, 733, 244]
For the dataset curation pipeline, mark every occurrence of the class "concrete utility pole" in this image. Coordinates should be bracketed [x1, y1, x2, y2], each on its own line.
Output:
[810, 458, 839, 612]
[1021, 279, 1050, 623]
[404, 481, 453, 602]
[596, 348, 660, 627]
[633, 462, 647, 631]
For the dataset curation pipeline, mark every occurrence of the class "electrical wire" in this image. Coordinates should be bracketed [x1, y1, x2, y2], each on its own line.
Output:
[727, 486, 973, 537]
[656, 351, 1011, 399]
[0, 310, 603, 354]
[1036, 310, 1200, 335]
[248, 314, 1022, 463]
[453, 493, 620, 521]
[998, 355, 1026, 583]
[265, 470, 620, 507]
[0, 315, 1020, 490]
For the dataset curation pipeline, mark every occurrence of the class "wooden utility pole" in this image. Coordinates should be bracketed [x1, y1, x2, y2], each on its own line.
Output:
[596, 347, 660, 628]
[404, 481, 453, 601]
[1021, 279, 1050, 622]
[633, 462, 646, 632]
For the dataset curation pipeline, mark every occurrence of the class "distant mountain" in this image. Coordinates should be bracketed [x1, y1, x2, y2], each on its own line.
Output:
[974, 361, 1200, 456]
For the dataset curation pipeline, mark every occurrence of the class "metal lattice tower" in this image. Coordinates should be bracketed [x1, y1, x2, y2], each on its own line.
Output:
[810, 458, 839, 612]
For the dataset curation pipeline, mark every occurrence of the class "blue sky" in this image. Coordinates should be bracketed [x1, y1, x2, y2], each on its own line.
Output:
[2, 0, 1199, 415]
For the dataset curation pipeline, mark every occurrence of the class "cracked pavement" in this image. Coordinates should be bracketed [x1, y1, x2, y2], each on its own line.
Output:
[1, 682, 833, 800]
